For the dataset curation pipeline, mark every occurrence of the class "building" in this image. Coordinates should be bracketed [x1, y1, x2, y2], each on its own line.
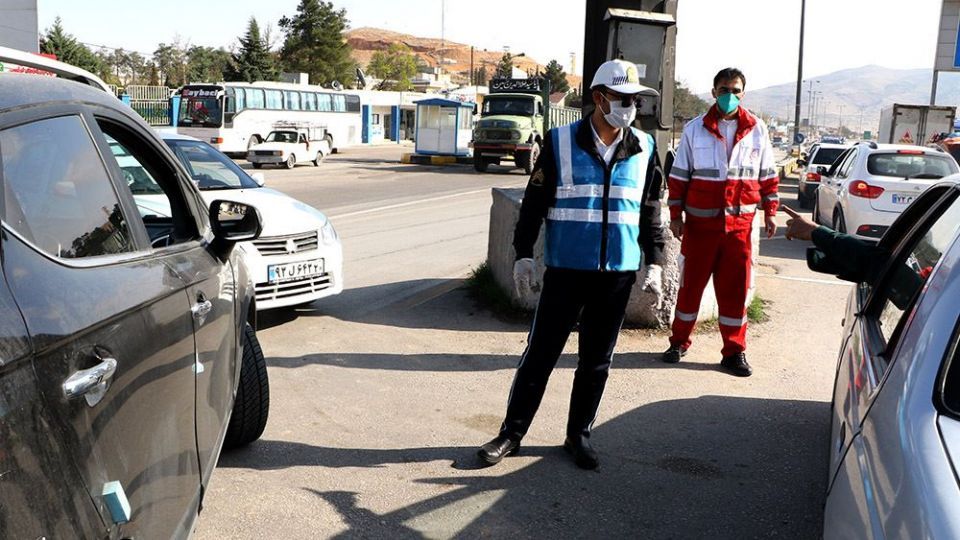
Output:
[0, 0, 39, 53]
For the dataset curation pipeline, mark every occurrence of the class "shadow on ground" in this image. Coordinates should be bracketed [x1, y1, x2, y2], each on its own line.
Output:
[220, 395, 829, 538]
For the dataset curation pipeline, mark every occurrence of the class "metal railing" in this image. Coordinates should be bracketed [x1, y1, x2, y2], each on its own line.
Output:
[125, 85, 173, 126]
[549, 105, 581, 129]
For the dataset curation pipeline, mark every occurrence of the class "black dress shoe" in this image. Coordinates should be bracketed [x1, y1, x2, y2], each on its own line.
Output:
[720, 352, 753, 377]
[563, 435, 600, 470]
[478, 435, 520, 465]
[662, 344, 687, 364]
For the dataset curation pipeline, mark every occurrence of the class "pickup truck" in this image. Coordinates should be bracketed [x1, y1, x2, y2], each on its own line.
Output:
[247, 129, 331, 169]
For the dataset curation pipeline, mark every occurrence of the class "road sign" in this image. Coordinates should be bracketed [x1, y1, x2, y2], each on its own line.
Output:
[863, 130, 872, 140]
[794, 132, 806, 145]
[935, 0, 960, 71]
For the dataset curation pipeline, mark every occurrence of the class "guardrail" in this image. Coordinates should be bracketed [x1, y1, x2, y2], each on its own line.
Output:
[549, 106, 581, 130]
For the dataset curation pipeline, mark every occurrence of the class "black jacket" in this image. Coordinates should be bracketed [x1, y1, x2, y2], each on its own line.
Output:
[807, 226, 888, 283]
[512, 118, 667, 267]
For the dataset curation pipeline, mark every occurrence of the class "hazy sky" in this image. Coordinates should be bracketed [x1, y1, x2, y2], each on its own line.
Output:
[37, 0, 948, 92]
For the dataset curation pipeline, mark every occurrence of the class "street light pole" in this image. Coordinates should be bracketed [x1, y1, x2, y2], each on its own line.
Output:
[792, 0, 806, 146]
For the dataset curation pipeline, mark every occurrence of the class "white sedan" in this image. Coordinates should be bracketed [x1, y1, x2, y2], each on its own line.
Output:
[814, 142, 960, 240]
[123, 132, 343, 310]
[247, 130, 331, 169]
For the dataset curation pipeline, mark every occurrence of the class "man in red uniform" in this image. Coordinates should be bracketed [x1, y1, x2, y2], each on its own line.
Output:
[662, 67, 779, 377]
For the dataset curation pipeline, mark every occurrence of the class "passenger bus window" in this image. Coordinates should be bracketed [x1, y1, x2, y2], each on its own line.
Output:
[265, 90, 282, 110]
[304, 93, 317, 111]
[247, 88, 265, 109]
[284, 91, 301, 110]
[0, 115, 135, 258]
[317, 93, 331, 112]
[332, 95, 346, 112]
[346, 95, 361, 113]
[234, 88, 246, 111]
[873, 197, 960, 372]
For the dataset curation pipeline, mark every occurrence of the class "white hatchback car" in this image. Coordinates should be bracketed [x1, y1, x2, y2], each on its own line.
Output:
[124, 132, 343, 309]
[814, 142, 959, 240]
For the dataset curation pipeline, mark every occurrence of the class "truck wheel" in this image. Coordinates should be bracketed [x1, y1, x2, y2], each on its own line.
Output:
[285, 154, 296, 169]
[517, 142, 540, 175]
[252, 163, 263, 169]
[473, 155, 488, 173]
[223, 323, 270, 449]
[313, 151, 323, 166]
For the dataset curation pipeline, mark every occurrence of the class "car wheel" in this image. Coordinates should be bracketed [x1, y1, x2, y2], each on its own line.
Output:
[516, 142, 540, 175]
[313, 151, 323, 166]
[252, 163, 263, 169]
[473, 154, 488, 173]
[833, 208, 847, 234]
[224, 323, 270, 449]
[247, 135, 261, 151]
[286, 154, 296, 169]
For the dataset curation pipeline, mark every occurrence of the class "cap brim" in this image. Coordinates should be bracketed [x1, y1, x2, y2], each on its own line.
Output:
[607, 82, 659, 97]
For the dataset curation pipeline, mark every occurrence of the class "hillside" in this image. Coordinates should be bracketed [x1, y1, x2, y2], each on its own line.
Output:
[700, 65, 960, 134]
[346, 27, 583, 91]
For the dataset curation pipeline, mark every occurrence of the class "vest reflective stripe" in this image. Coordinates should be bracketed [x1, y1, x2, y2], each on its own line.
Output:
[692, 168, 722, 180]
[545, 121, 652, 271]
[547, 208, 641, 224]
[685, 206, 721, 218]
[669, 166, 691, 180]
[763, 193, 780, 203]
[675, 310, 698, 322]
[687, 204, 758, 218]
[719, 315, 748, 327]
[726, 204, 758, 216]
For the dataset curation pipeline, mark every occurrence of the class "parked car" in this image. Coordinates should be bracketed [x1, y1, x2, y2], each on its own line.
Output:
[814, 142, 959, 240]
[0, 72, 269, 537]
[246, 128, 331, 169]
[797, 143, 850, 208]
[148, 132, 343, 310]
[823, 180, 960, 539]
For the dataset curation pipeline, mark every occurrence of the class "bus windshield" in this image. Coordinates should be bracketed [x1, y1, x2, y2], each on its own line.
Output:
[178, 96, 223, 128]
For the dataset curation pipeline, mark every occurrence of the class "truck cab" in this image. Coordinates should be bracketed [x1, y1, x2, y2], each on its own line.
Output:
[472, 83, 546, 174]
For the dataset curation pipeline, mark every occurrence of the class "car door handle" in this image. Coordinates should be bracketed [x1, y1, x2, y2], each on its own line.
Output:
[192, 299, 213, 324]
[63, 356, 117, 407]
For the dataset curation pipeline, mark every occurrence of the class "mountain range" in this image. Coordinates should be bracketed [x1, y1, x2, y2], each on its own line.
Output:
[701, 65, 960, 134]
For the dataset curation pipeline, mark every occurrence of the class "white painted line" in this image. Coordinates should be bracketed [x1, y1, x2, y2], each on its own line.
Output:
[328, 188, 496, 220]
[756, 273, 851, 287]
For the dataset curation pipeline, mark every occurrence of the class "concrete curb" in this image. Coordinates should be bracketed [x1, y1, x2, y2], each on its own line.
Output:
[401, 153, 473, 166]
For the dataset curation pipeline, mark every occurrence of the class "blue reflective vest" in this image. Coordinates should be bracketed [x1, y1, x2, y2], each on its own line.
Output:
[544, 121, 654, 272]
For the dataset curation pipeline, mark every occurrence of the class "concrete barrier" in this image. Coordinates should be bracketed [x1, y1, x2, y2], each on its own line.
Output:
[487, 188, 760, 328]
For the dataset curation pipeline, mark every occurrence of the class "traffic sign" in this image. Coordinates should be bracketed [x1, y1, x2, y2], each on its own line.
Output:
[794, 132, 806, 144]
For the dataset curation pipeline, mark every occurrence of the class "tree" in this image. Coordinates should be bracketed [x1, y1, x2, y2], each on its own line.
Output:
[474, 65, 488, 86]
[564, 88, 582, 109]
[153, 41, 189, 87]
[366, 43, 416, 91]
[673, 80, 709, 121]
[39, 17, 102, 74]
[543, 59, 569, 94]
[188, 46, 233, 83]
[226, 18, 278, 83]
[495, 53, 514, 78]
[279, 0, 356, 87]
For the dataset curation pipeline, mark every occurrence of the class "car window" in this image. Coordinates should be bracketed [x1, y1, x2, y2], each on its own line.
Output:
[835, 149, 857, 179]
[942, 320, 960, 418]
[165, 139, 259, 190]
[811, 147, 846, 166]
[867, 153, 959, 179]
[0, 115, 136, 258]
[871, 196, 960, 373]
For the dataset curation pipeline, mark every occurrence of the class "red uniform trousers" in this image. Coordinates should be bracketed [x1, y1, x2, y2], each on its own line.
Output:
[669, 222, 753, 357]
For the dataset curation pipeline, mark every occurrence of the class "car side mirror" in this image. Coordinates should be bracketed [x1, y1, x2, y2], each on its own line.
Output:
[251, 172, 266, 187]
[797, 158, 807, 166]
[817, 166, 828, 175]
[209, 200, 262, 259]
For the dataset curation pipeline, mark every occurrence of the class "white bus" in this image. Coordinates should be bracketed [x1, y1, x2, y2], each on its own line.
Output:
[176, 81, 362, 155]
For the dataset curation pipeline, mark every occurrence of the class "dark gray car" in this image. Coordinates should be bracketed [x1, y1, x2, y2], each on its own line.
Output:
[0, 74, 269, 538]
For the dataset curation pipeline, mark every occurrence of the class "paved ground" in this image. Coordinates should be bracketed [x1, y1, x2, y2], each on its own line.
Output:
[195, 146, 849, 539]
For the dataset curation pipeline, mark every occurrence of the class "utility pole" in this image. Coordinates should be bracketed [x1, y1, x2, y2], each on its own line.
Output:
[792, 0, 806, 147]
[838, 103, 844, 134]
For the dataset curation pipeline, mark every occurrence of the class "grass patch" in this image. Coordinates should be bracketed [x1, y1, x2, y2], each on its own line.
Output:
[465, 261, 532, 321]
[747, 295, 770, 324]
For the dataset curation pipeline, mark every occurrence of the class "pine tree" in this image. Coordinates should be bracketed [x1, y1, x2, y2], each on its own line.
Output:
[39, 17, 102, 74]
[543, 60, 569, 94]
[279, 0, 356, 87]
[495, 53, 514, 78]
[227, 18, 278, 83]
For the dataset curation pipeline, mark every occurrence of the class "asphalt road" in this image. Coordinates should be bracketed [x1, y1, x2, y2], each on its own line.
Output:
[195, 144, 847, 539]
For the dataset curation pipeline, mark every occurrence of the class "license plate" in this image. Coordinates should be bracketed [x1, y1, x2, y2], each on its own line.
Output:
[892, 193, 914, 205]
[267, 259, 324, 283]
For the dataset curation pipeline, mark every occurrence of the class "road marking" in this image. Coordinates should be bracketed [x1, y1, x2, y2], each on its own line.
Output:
[756, 273, 851, 287]
[328, 188, 497, 220]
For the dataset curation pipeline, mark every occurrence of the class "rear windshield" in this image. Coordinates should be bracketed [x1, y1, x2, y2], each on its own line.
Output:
[811, 147, 846, 165]
[867, 153, 959, 179]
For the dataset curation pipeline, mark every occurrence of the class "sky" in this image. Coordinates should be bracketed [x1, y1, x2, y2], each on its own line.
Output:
[36, 0, 948, 93]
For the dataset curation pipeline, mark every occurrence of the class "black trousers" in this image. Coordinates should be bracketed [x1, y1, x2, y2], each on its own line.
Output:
[500, 267, 636, 441]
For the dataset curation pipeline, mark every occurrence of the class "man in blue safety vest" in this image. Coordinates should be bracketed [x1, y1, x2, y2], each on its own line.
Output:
[478, 59, 667, 470]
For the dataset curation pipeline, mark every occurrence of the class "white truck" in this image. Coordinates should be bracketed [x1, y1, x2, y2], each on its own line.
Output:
[246, 126, 331, 169]
[878, 104, 956, 146]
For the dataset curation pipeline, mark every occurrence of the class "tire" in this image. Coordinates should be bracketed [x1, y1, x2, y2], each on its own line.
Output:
[833, 209, 847, 234]
[285, 154, 296, 169]
[313, 151, 323, 166]
[224, 324, 270, 449]
[247, 135, 261, 151]
[252, 163, 263, 169]
[473, 154, 488, 173]
[516, 142, 540, 175]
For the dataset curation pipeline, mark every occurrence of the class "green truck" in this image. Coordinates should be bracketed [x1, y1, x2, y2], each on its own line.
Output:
[472, 78, 580, 174]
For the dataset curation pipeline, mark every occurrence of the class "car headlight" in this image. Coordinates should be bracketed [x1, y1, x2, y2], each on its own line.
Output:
[320, 220, 338, 245]
[272, 150, 283, 156]
[511, 130, 521, 141]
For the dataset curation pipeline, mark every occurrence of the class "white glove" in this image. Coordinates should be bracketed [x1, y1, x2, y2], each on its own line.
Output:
[641, 264, 663, 296]
[513, 258, 537, 297]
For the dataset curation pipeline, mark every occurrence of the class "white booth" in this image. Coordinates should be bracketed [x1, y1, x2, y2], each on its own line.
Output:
[414, 98, 474, 156]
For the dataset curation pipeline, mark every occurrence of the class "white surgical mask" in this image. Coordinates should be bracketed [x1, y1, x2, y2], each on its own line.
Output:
[601, 94, 637, 129]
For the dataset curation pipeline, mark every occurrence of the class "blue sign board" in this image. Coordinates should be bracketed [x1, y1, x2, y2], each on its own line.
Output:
[955, 21, 960, 68]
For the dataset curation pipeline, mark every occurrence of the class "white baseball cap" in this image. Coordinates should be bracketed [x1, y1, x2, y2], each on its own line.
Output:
[590, 59, 659, 96]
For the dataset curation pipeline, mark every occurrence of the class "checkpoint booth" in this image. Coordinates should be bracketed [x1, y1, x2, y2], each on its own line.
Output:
[414, 98, 474, 157]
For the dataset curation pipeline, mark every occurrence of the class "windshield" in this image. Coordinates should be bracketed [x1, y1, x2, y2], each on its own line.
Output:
[178, 96, 223, 128]
[164, 139, 259, 190]
[867, 153, 959, 179]
[483, 97, 535, 116]
[265, 131, 299, 143]
[108, 141, 166, 195]
[811, 147, 846, 166]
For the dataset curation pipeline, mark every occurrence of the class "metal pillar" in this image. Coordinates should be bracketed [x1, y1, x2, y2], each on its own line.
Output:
[793, 0, 805, 146]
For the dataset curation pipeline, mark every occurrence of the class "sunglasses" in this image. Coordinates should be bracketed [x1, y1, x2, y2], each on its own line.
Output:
[716, 86, 744, 95]
[602, 92, 639, 107]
